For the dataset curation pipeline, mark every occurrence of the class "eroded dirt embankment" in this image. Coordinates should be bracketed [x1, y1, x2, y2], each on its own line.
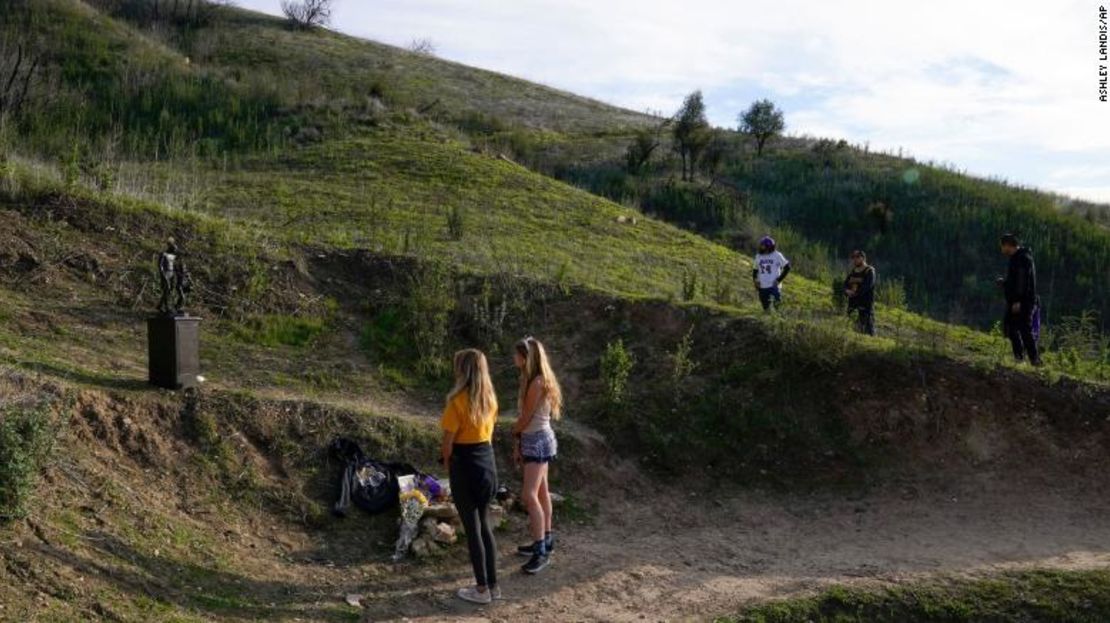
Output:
[4, 369, 1110, 623]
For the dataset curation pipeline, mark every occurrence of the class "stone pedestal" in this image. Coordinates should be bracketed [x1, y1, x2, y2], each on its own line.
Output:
[147, 315, 201, 390]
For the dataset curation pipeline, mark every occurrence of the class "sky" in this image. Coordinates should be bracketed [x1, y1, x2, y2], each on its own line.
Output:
[237, 0, 1110, 205]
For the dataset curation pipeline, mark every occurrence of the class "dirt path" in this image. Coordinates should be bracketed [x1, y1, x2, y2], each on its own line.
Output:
[357, 475, 1110, 622]
[7, 373, 1110, 622]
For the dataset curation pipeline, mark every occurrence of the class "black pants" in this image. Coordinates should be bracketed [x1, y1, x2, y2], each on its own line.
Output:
[1005, 304, 1040, 362]
[758, 286, 782, 311]
[450, 443, 498, 588]
[851, 305, 875, 336]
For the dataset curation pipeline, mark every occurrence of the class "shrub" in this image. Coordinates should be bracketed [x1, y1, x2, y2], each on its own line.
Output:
[0, 402, 55, 522]
[445, 204, 464, 241]
[406, 261, 456, 378]
[600, 338, 634, 407]
[280, 0, 332, 29]
[670, 326, 698, 400]
[680, 269, 698, 302]
[469, 279, 508, 351]
[361, 307, 410, 362]
[709, 267, 736, 306]
[407, 38, 436, 57]
[1048, 311, 1109, 379]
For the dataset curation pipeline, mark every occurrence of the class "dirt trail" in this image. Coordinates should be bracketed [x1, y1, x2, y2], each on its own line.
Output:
[359, 475, 1110, 622]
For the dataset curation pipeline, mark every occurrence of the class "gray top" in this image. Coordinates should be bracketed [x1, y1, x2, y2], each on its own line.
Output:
[522, 387, 553, 434]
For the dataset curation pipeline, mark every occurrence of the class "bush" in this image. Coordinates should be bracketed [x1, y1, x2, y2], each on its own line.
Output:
[680, 269, 698, 302]
[600, 338, 634, 407]
[361, 307, 410, 362]
[670, 326, 698, 400]
[280, 0, 332, 29]
[406, 261, 456, 378]
[445, 204, 465, 241]
[1048, 311, 1109, 379]
[0, 403, 55, 522]
[709, 267, 736, 306]
[469, 279, 508, 351]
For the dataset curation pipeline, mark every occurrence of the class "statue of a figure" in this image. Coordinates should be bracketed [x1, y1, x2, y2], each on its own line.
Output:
[156, 239, 190, 315]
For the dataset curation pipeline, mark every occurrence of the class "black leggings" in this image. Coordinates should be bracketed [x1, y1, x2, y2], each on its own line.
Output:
[450, 443, 498, 588]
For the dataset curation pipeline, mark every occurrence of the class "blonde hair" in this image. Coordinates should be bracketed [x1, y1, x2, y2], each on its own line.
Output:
[515, 337, 563, 420]
[447, 349, 498, 427]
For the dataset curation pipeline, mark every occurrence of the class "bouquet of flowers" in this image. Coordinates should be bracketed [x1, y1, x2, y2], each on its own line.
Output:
[392, 489, 429, 561]
[418, 474, 445, 502]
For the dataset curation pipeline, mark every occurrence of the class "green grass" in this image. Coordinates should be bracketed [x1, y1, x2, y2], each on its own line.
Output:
[199, 128, 767, 303]
[231, 314, 327, 347]
[724, 570, 1110, 622]
[198, 7, 651, 134]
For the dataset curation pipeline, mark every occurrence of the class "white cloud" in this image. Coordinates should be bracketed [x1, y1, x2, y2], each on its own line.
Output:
[237, 0, 1110, 205]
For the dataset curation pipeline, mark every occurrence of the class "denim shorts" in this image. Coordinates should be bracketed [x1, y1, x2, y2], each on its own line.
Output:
[521, 428, 557, 464]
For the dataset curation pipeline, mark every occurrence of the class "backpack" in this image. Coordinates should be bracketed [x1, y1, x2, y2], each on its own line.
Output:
[329, 437, 418, 517]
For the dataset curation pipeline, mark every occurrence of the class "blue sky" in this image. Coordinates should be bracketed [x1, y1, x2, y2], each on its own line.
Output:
[237, 0, 1110, 205]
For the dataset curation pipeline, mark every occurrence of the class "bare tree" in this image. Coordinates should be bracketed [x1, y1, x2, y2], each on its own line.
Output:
[281, 0, 333, 29]
[625, 119, 669, 173]
[408, 38, 436, 56]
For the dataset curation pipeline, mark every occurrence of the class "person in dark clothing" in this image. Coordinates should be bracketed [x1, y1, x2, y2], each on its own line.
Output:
[998, 233, 1042, 366]
[843, 250, 877, 336]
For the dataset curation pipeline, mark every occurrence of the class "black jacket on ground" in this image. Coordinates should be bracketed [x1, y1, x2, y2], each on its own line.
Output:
[1003, 247, 1037, 307]
[844, 264, 877, 308]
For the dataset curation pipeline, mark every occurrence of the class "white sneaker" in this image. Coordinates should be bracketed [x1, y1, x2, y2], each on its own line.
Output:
[457, 586, 492, 604]
[490, 585, 502, 600]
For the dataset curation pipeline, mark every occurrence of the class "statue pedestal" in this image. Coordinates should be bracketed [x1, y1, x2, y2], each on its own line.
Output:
[147, 315, 201, 390]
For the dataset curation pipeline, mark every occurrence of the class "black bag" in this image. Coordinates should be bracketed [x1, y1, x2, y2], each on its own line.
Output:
[330, 437, 418, 517]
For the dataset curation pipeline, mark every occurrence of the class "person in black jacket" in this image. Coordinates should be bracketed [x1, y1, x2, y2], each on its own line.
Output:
[843, 250, 877, 335]
[998, 233, 1042, 366]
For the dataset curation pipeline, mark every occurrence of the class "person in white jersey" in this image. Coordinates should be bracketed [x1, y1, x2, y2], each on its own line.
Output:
[752, 236, 791, 311]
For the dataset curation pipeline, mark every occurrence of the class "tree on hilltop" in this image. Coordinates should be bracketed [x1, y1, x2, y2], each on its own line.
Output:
[281, 0, 333, 29]
[672, 90, 711, 181]
[738, 99, 785, 156]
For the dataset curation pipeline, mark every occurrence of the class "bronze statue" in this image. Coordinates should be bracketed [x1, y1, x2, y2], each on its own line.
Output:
[156, 239, 190, 315]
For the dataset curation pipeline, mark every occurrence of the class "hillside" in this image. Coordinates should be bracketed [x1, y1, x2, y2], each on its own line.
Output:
[4, 0, 1108, 338]
[1, 2, 1110, 622]
[2, 175, 1110, 622]
[543, 131, 1110, 334]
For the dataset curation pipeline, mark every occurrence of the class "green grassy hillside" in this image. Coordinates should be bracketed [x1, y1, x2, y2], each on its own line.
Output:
[1, 0, 1104, 381]
[530, 123, 1110, 343]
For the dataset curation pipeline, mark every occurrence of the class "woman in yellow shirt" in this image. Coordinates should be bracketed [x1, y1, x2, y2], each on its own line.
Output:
[441, 348, 500, 604]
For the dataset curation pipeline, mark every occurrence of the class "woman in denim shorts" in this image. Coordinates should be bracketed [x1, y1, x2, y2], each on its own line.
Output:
[511, 337, 563, 574]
